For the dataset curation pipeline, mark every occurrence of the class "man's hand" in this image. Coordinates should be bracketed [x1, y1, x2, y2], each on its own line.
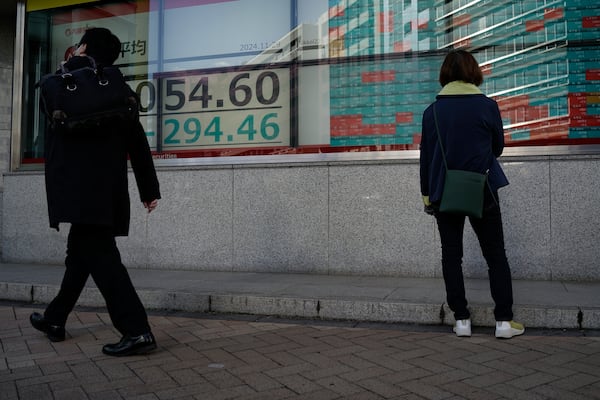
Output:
[143, 199, 158, 213]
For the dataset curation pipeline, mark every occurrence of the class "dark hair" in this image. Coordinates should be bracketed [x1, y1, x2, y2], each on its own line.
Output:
[79, 28, 121, 65]
[438, 49, 483, 87]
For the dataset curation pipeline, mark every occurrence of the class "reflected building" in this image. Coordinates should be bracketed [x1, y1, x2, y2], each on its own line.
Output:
[326, 0, 599, 147]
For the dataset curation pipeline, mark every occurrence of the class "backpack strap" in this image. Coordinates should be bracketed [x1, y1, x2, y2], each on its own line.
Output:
[96, 65, 109, 86]
[58, 56, 104, 91]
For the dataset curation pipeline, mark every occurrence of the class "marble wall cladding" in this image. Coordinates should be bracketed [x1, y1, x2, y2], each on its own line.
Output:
[0, 67, 12, 130]
[328, 164, 440, 277]
[0, 15, 15, 190]
[460, 160, 553, 280]
[501, 160, 554, 279]
[549, 159, 600, 280]
[2, 174, 67, 264]
[0, 67, 13, 187]
[231, 166, 329, 273]
[120, 168, 234, 270]
[0, 15, 14, 68]
[2, 157, 600, 280]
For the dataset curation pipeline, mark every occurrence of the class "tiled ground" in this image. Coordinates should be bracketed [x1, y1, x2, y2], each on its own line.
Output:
[1, 303, 600, 400]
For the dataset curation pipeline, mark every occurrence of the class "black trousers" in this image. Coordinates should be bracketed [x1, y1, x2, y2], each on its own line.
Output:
[44, 224, 150, 336]
[435, 193, 514, 321]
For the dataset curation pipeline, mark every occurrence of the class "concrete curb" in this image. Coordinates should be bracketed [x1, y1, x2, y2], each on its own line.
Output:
[2, 282, 598, 330]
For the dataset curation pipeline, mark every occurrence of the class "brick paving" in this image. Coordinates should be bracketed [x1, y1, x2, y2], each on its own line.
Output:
[1, 303, 599, 400]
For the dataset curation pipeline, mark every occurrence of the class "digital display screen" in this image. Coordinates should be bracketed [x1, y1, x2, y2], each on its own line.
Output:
[132, 67, 291, 154]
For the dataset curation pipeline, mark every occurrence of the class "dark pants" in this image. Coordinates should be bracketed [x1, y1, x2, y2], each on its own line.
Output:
[44, 224, 151, 336]
[435, 193, 514, 321]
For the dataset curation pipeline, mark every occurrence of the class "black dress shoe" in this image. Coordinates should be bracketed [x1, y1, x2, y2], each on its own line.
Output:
[29, 312, 66, 342]
[102, 332, 157, 357]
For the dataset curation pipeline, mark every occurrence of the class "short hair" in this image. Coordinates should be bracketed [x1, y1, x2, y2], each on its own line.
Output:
[438, 49, 483, 87]
[79, 28, 121, 65]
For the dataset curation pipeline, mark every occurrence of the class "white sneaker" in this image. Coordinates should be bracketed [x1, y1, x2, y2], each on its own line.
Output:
[453, 319, 471, 337]
[495, 320, 525, 339]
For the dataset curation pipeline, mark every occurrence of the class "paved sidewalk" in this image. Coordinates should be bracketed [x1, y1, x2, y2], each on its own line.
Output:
[1, 303, 600, 400]
[1, 263, 599, 329]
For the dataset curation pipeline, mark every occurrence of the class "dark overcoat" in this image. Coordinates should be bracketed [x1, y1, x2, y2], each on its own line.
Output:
[43, 57, 160, 236]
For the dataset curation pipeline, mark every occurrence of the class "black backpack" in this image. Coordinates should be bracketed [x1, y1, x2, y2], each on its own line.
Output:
[37, 56, 139, 131]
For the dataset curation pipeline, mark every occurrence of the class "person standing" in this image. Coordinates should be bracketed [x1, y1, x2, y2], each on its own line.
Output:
[419, 49, 524, 339]
[30, 28, 161, 356]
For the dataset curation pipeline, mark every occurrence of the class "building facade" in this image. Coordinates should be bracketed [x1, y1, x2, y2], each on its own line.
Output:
[2, 0, 600, 281]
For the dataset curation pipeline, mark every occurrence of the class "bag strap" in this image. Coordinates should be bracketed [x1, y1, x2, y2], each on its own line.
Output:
[58, 56, 107, 90]
[432, 102, 449, 172]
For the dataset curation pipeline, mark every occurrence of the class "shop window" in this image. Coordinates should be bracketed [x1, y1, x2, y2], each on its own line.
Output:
[18, 0, 600, 166]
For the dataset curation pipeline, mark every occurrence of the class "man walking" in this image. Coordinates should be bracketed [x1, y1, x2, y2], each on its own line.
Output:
[30, 27, 161, 357]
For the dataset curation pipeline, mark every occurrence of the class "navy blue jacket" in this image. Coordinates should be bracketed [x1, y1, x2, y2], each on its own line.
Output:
[420, 89, 508, 203]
